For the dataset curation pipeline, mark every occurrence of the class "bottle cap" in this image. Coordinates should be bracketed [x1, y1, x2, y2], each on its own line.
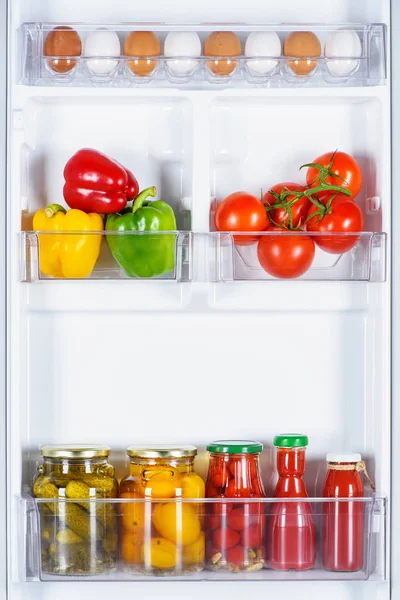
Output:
[127, 445, 197, 459]
[207, 440, 263, 454]
[41, 444, 111, 459]
[326, 453, 361, 463]
[273, 434, 308, 448]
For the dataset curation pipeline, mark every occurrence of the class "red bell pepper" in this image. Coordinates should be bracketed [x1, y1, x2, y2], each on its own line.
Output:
[63, 148, 139, 214]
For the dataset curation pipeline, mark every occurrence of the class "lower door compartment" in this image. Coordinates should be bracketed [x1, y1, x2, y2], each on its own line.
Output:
[18, 496, 386, 583]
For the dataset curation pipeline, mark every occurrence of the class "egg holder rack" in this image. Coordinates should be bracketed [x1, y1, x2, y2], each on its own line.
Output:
[19, 23, 386, 88]
[20, 231, 387, 283]
[16, 495, 386, 582]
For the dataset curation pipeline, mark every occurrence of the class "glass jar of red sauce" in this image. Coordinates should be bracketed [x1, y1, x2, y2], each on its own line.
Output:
[323, 453, 374, 572]
[205, 440, 265, 572]
[269, 434, 316, 571]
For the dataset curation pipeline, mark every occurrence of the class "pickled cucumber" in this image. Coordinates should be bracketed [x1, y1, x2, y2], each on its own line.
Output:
[56, 528, 84, 544]
[34, 459, 118, 576]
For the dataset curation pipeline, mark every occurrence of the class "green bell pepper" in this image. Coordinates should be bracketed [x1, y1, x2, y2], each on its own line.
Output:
[106, 186, 177, 278]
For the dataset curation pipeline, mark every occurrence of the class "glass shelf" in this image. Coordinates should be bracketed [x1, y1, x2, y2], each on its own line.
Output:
[17, 495, 386, 582]
[21, 231, 386, 283]
[19, 23, 386, 89]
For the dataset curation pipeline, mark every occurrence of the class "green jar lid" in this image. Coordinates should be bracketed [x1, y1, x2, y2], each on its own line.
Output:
[207, 440, 263, 454]
[274, 434, 309, 448]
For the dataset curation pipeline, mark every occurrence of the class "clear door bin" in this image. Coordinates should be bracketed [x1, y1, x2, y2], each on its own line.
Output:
[18, 496, 386, 582]
[21, 231, 192, 282]
[19, 23, 386, 89]
[213, 232, 387, 282]
[20, 231, 385, 283]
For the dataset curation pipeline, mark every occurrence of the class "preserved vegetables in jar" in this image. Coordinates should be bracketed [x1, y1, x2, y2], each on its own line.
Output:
[119, 445, 205, 575]
[323, 453, 374, 572]
[205, 440, 265, 572]
[269, 434, 316, 571]
[33, 444, 118, 576]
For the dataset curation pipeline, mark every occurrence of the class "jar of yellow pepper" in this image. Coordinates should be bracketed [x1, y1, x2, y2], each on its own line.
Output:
[120, 445, 205, 575]
[33, 445, 118, 576]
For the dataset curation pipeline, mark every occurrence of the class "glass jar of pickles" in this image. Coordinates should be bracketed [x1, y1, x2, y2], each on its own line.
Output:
[33, 444, 118, 576]
[205, 440, 266, 573]
[119, 445, 205, 575]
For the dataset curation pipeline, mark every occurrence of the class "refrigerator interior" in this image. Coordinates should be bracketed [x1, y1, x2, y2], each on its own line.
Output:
[6, 1, 391, 599]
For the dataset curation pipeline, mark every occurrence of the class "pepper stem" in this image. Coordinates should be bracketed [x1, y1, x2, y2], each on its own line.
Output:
[44, 204, 67, 218]
[132, 186, 157, 214]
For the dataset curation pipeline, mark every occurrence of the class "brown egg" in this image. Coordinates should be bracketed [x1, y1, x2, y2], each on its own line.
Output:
[44, 26, 82, 74]
[204, 31, 241, 76]
[283, 31, 321, 75]
[124, 31, 161, 76]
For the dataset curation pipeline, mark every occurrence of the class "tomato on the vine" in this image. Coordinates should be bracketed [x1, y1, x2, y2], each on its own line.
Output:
[304, 151, 362, 199]
[263, 182, 310, 229]
[306, 192, 364, 254]
[215, 191, 269, 246]
[257, 228, 315, 279]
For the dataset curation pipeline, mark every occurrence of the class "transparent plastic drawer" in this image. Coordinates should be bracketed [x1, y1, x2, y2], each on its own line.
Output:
[21, 231, 192, 282]
[211, 231, 387, 282]
[21, 231, 386, 283]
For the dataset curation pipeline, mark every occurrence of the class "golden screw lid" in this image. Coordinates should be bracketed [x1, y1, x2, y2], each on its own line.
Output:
[41, 444, 111, 459]
[127, 445, 197, 459]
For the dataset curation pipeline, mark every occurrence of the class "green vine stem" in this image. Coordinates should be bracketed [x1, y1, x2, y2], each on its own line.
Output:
[264, 150, 353, 231]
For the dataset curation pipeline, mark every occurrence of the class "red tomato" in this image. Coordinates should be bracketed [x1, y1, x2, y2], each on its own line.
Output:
[227, 508, 247, 532]
[305, 151, 362, 199]
[228, 456, 247, 478]
[205, 484, 218, 498]
[241, 524, 263, 548]
[263, 182, 310, 229]
[226, 545, 247, 567]
[257, 228, 315, 279]
[306, 192, 364, 254]
[207, 516, 220, 531]
[228, 505, 264, 531]
[211, 466, 231, 488]
[215, 191, 269, 246]
[207, 498, 233, 529]
[212, 499, 233, 516]
[225, 479, 251, 498]
[212, 527, 240, 550]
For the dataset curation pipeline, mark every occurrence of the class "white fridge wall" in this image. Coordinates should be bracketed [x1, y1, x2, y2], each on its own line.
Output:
[13, 0, 387, 25]
[7, 1, 391, 600]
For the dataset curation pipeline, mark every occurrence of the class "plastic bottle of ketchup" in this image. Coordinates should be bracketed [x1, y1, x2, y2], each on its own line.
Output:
[269, 434, 316, 570]
[323, 453, 374, 572]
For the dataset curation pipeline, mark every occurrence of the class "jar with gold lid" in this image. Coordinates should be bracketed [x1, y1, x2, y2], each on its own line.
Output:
[120, 445, 205, 575]
[33, 444, 118, 576]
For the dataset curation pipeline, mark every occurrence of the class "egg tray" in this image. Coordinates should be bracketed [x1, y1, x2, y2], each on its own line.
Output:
[19, 22, 387, 88]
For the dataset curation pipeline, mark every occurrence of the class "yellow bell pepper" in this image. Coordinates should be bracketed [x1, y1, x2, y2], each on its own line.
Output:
[33, 204, 103, 279]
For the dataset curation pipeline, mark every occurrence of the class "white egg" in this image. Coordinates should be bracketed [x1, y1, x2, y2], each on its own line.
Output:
[324, 30, 362, 77]
[84, 30, 121, 76]
[164, 31, 201, 77]
[245, 31, 281, 76]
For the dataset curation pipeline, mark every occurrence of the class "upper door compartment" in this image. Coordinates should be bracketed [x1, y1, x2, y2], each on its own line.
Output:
[19, 23, 387, 89]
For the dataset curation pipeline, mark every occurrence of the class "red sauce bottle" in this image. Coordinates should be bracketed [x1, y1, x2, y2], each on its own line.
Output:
[205, 440, 266, 572]
[323, 453, 366, 572]
[269, 434, 316, 570]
